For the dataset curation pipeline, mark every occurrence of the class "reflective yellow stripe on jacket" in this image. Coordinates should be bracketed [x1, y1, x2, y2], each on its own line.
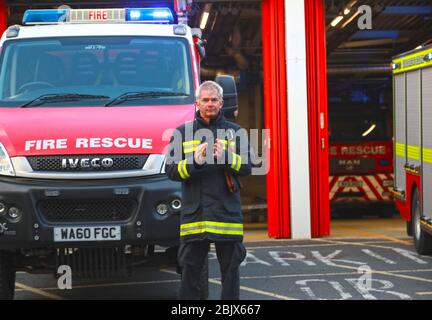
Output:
[230, 153, 241, 172]
[183, 140, 201, 153]
[180, 221, 243, 237]
[177, 159, 190, 179]
[219, 139, 236, 150]
[183, 140, 235, 153]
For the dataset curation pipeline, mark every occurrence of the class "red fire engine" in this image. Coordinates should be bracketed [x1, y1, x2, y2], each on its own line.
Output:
[329, 102, 394, 216]
[392, 45, 432, 255]
[0, 6, 236, 299]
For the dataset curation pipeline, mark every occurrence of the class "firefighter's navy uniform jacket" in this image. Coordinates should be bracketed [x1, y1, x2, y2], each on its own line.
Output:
[166, 110, 252, 243]
[166, 110, 251, 300]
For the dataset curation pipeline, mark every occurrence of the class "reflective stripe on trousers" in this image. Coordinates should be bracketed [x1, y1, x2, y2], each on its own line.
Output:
[180, 220, 244, 237]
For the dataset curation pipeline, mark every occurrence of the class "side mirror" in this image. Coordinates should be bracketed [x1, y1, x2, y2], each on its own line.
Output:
[195, 39, 206, 60]
[192, 28, 206, 60]
[215, 75, 238, 118]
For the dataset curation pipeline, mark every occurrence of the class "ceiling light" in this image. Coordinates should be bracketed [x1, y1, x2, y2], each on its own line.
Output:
[331, 15, 344, 27]
[346, 0, 358, 9]
[200, 11, 209, 29]
[362, 124, 376, 137]
[199, 4, 212, 30]
[341, 10, 361, 28]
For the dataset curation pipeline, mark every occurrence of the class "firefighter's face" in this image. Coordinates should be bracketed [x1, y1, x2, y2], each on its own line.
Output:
[197, 89, 223, 122]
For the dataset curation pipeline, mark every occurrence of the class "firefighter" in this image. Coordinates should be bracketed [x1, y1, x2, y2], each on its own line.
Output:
[166, 81, 252, 300]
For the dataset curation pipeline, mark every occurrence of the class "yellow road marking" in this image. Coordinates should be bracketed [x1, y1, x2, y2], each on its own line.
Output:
[16, 278, 181, 291]
[337, 228, 412, 246]
[15, 282, 64, 300]
[417, 292, 432, 295]
[238, 284, 297, 300]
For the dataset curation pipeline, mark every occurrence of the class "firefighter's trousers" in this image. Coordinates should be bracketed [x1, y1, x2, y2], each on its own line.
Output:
[178, 240, 246, 300]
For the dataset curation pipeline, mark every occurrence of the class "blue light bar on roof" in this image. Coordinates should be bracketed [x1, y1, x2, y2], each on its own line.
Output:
[23, 9, 68, 24]
[126, 8, 173, 23]
[22, 7, 174, 25]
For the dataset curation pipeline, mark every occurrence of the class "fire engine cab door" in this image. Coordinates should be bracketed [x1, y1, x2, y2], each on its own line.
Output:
[394, 73, 406, 193]
[422, 67, 432, 221]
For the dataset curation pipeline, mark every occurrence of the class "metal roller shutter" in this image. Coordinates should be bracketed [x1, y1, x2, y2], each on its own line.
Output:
[407, 70, 421, 168]
[394, 73, 406, 192]
[422, 67, 432, 220]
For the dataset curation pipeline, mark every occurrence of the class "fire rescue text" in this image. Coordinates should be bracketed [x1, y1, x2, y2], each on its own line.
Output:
[329, 145, 386, 156]
[25, 138, 153, 151]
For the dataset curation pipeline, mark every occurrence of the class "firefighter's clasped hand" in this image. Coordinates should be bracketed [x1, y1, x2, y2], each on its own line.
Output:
[194, 143, 208, 165]
[195, 140, 226, 165]
[213, 139, 225, 161]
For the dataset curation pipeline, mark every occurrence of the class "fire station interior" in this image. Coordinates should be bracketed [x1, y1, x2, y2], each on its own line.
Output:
[3, 0, 432, 237]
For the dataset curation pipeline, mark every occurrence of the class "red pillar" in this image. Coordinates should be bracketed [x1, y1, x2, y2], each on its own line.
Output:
[0, 0, 6, 34]
[305, 0, 330, 237]
[262, 0, 290, 238]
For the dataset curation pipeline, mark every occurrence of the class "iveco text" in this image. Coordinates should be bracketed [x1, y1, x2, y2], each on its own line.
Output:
[25, 137, 153, 151]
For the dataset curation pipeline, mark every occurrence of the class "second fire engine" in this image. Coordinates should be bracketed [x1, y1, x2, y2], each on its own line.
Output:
[392, 44, 432, 255]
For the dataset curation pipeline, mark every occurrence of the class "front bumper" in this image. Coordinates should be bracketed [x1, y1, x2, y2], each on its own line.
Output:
[0, 175, 181, 249]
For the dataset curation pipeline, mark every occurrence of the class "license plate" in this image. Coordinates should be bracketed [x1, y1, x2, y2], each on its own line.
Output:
[338, 180, 363, 188]
[54, 226, 121, 242]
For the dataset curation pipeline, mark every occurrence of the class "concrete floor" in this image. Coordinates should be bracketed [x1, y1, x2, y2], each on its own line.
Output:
[243, 216, 408, 242]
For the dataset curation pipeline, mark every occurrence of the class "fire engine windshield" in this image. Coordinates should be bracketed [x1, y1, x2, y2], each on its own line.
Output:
[0, 36, 194, 107]
[329, 109, 391, 142]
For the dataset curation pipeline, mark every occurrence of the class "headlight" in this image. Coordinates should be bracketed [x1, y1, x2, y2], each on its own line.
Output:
[0, 142, 15, 176]
[141, 154, 166, 175]
[161, 155, 167, 174]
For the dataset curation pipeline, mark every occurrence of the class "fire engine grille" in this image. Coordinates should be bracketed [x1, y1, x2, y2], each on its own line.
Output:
[56, 247, 129, 278]
[27, 154, 149, 172]
[38, 199, 136, 223]
[330, 158, 375, 175]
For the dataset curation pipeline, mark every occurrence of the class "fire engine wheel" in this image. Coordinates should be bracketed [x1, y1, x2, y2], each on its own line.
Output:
[412, 190, 432, 255]
[0, 251, 16, 300]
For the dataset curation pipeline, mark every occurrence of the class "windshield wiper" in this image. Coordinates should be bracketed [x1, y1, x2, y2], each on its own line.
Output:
[104, 91, 188, 107]
[19, 93, 110, 108]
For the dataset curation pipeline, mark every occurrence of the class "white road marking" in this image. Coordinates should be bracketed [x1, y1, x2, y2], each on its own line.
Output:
[313, 238, 429, 259]
[361, 249, 397, 264]
[392, 248, 428, 264]
[160, 269, 297, 300]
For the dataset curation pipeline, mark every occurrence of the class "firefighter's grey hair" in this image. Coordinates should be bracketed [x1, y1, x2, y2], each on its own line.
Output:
[196, 81, 223, 101]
